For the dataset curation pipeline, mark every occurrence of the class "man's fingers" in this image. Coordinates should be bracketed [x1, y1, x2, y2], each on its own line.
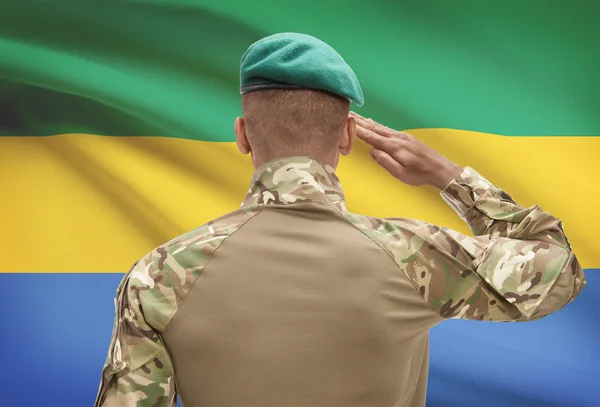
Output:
[349, 111, 370, 123]
[351, 113, 382, 134]
[356, 125, 399, 152]
[350, 112, 410, 140]
[370, 149, 405, 178]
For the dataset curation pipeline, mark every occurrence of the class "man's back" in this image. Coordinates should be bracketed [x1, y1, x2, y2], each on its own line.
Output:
[95, 156, 585, 407]
[165, 184, 436, 407]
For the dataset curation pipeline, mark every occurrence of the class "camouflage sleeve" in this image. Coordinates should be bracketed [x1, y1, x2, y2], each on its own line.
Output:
[381, 167, 586, 322]
[440, 166, 573, 249]
[94, 261, 177, 407]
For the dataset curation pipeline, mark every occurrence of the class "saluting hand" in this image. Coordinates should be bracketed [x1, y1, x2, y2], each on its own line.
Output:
[350, 112, 463, 190]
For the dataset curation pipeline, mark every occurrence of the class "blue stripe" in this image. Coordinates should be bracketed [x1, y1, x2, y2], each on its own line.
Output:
[1, 271, 598, 407]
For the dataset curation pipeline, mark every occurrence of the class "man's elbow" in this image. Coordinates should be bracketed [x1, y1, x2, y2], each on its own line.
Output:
[526, 252, 587, 320]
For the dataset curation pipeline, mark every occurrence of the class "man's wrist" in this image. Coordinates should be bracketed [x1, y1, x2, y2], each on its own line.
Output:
[430, 162, 463, 190]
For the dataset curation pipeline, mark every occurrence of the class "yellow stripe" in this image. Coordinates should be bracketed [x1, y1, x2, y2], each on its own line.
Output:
[1, 131, 598, 272]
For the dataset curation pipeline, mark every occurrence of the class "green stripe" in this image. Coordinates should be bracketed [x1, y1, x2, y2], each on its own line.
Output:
[0, 0, 598, 140]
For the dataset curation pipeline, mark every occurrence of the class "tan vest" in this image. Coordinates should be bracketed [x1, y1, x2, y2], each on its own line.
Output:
[165, 200, 438, 407]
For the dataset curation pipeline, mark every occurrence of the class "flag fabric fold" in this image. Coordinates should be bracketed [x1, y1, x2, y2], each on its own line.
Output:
[0, 1, 598, 406]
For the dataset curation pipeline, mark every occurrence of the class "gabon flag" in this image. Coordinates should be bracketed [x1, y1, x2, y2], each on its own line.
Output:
[0, 1, 598, 407]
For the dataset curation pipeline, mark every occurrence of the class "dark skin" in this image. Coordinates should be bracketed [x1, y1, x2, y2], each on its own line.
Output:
[234, 110, 463, 191]
[350, 112, 464, 190]
[234, 115, 356, 170]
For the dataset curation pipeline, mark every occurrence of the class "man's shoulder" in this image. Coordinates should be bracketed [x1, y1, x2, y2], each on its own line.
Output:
[343, 210, 435, 246]
[344, 210, 481, 261]
[139, 205, 262, 270]
[123, 205, 263, 329]
[342, 209, 482, 268]
[161, 205, 262, 257]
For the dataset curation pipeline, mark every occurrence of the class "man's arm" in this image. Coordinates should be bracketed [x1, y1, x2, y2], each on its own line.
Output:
[441, 166, 574, 250]
[350, 112, 586, 322]
[94, 261, 177, 407]
[389, 166, 585, 321]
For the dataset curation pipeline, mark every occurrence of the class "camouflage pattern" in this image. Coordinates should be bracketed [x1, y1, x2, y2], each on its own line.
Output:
[240, 158, 585, 321]
[241, 156, 347, 212]
[96, 156, 586, 406]
[441, 166, 573, 249]
[94, 207, 261, 407]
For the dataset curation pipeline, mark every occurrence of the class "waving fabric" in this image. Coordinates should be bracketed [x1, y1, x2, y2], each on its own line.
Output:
[0, 1, 598, 406]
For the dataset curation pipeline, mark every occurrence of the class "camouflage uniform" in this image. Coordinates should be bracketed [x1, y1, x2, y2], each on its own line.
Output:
[95, 156, 586, 407]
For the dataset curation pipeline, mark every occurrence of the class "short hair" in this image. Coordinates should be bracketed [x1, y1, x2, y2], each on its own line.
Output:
[241, 89, 350, 159]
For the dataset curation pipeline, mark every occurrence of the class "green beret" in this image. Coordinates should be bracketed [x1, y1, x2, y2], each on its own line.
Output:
[240, 33, 364, 107]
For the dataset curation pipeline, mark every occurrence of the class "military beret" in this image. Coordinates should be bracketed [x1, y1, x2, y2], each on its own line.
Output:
[240, 33, 364, 106]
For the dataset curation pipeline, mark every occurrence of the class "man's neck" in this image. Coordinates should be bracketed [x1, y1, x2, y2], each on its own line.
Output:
[252, 151, 339, 170]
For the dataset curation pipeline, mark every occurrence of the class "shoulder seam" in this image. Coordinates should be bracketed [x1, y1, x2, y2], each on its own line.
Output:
[142, 205, 266, 332]
[325, 203, 443, 319]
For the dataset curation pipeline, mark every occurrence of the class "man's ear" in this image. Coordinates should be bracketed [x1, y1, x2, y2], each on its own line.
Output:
[339, 115, 356, 156]
[234, 117, 251, 155]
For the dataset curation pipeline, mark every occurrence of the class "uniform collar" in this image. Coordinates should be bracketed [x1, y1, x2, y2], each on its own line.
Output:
[241, 156, 346, 210]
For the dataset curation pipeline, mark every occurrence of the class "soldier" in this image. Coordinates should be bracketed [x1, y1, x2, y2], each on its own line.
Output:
[95, 33, 586, 407]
